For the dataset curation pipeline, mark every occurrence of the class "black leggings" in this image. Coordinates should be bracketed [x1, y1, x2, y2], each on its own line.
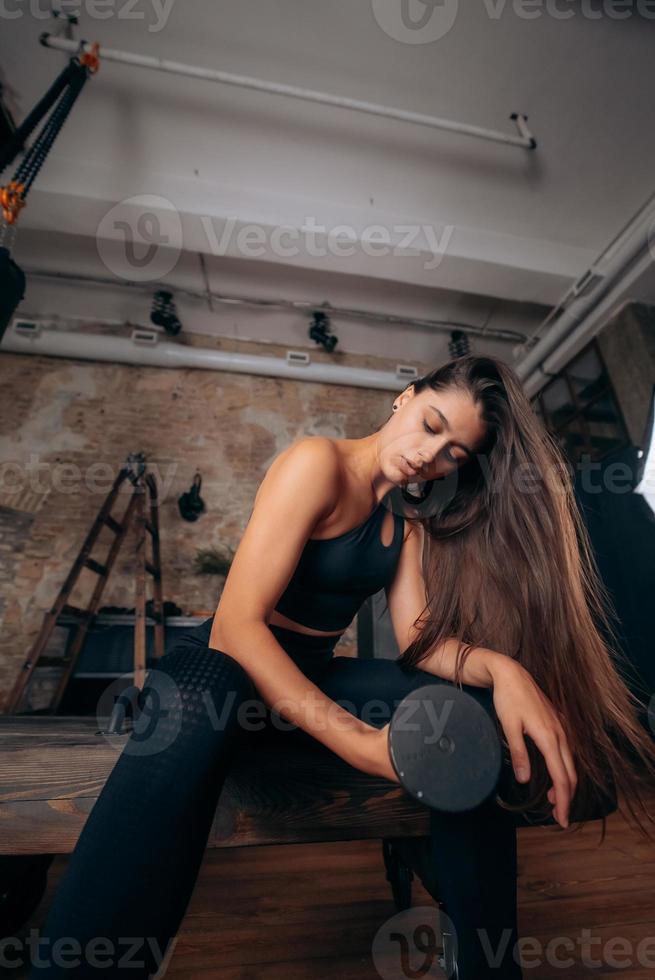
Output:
[29, 621, 523, 979]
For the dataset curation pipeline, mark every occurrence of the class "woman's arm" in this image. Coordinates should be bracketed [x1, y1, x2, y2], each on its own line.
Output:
[418, 638, 509, 688]
[209, 437, 397, 781]
[213, 617, 393, 777]
[385, 518, 577, 826]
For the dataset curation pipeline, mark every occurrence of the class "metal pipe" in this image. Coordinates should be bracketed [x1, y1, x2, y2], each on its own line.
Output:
[516, 193, 655, 394]
[2, 323, 421, 392]
[40, 33, 537, 150]
[520, 190, 655, 358]
[22, 266, 529, 343]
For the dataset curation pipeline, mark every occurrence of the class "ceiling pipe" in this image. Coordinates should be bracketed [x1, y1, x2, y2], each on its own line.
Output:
[22, 267, 529, 344]
[515, 191, 655, 397]
[39, 33, 537, 150]
[2, 321, 421, 393]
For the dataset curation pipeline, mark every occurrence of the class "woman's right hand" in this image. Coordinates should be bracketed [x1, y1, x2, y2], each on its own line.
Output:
[355, 723, 402, 784]
[489, 655, 577, 828]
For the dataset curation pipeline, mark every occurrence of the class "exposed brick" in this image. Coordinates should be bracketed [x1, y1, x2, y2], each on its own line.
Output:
[0, 334, 418, 710]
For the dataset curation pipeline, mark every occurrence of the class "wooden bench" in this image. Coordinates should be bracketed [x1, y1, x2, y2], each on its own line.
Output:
[0, 715, 433, 921]
[0, 715, 431, 853]
[0, 711, 620, 845]
[0, 713, 620, 980]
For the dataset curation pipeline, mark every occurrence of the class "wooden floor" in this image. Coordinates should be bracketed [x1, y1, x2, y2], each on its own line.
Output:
[12, 789, 655, 979]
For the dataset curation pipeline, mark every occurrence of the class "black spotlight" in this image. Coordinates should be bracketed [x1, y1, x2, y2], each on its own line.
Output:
[309, 310, 338, 352]
[178, 472, 205, 522]
[448, 329, 470, 359]
[151, 290, 182, 336]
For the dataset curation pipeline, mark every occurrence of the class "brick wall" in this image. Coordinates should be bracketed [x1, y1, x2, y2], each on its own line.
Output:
[0, 507, 34, 621]
[0, 331, 419, 709]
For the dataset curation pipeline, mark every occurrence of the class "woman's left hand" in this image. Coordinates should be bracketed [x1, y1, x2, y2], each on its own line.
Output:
[488, 654, 578, 828]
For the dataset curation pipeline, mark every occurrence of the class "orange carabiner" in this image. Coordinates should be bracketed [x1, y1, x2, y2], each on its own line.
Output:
[79, 41, 100, 75]
[0, 181, 26, 225]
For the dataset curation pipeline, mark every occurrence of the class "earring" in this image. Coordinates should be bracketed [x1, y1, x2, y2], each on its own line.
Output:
[392, 405, 397, 411]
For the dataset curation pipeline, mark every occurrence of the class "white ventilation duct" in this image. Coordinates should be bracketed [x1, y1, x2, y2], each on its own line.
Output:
[2, 320, 419, 393]
[516, 191, 655, 397]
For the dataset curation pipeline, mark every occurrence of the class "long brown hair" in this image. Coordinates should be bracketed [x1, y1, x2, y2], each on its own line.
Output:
[396, 354, 655, 842]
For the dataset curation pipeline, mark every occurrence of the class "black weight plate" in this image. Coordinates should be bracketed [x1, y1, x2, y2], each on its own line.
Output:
[388, 683, 502, 813]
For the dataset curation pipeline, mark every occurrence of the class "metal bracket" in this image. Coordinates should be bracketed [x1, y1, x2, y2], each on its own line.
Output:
[510, 112, 537, 150]
[286, 350, 311, 367]
[11, 318, 43, 339]
[50, 5, 78, 41]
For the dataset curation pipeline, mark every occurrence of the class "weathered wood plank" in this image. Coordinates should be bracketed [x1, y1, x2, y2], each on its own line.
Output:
[0, 715, 430, 854]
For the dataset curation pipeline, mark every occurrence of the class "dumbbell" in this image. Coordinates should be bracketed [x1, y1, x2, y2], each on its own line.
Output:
[387, 684, 503, 812]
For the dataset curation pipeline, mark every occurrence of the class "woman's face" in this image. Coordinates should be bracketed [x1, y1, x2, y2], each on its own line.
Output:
[385, 384, 486, 485]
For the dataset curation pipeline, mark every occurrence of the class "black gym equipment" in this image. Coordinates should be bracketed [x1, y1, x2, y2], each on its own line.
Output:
[178, 471, 206, 522]
[387, 683, 503, 813]
[0, 43, 100, 338]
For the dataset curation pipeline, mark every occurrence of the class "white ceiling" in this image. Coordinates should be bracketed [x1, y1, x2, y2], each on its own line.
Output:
[1, 1, 654, 364]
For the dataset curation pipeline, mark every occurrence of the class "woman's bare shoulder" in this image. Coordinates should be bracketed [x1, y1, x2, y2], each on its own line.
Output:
[257, 436, 342, 509]
[266, 434, 339, 471]
[273, 434, 339, 464]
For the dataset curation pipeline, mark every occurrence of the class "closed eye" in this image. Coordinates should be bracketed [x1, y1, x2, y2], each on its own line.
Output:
[423, 419, 460, 463]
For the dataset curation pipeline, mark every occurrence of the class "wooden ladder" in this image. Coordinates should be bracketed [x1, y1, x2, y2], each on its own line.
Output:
[4, 453, 165, 715]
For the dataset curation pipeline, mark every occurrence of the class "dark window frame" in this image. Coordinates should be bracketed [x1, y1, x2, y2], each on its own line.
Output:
[532, 339, 630, 463]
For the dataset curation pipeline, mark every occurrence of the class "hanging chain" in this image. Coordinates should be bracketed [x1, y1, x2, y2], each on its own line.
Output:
[0, 42, 100, 239]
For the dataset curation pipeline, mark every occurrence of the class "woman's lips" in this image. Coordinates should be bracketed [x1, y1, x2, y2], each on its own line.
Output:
[400, 456, 421, 477]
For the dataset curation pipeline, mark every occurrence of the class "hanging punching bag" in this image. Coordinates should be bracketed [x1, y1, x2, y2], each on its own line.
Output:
[0, 245, 26, 341]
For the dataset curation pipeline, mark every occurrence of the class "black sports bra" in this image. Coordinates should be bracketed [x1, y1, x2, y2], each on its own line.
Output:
[273, 496, 405, 632]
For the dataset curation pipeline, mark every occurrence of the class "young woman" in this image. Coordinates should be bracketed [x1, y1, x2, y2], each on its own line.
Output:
[31, 355, 655, 980]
